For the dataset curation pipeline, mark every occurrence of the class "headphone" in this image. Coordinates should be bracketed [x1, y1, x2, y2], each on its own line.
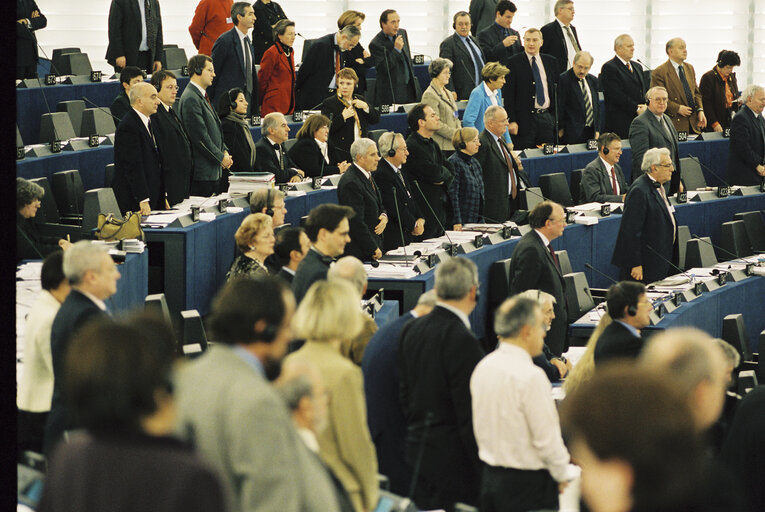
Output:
[602, 146, 609, 155]
[255, 322, 279, 343]
[228, 89, 240, 110]
[265, 188, 274, 216]
[387, 132, 397, 157]
[627, 303, 638, 316]
[189, 58, 205, 76]
[457, 129, 467, 150]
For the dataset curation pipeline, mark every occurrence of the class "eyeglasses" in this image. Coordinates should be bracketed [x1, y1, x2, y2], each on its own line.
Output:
[656, 163, 674, 168]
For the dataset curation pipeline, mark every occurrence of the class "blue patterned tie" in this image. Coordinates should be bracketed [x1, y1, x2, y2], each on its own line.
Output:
[531, 56, 545, 106]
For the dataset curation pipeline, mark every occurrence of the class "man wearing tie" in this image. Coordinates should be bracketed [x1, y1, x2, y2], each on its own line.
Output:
[580, 133, 628, 203]
[728, 84, 765, 186]
[650, 38, 706, 135]
[540, 0, 580, 70]
[439, 12, 486, 101]
[253, 112, 304, 183]
[476, 1, 521, 67]
[557, 50, 600, 144]
[612, 148, 678, 284]
[105, 0, 163, 73]
[176, 54, 233, 196]
[600, 34, 648, 138]
[369, 9, 421, 105]
[209, 2, 259, 115]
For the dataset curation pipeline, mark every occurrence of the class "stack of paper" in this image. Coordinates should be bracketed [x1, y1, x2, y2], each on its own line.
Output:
[228, 174, 275, 196]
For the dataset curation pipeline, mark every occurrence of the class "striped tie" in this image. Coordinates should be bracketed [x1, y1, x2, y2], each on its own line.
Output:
[581, 79, 593, 127]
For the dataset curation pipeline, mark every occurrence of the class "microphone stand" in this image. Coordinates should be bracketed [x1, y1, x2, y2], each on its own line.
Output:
[412, 180, 458, 255]
[382, 46, 397, 107]
[553, 82, 559, 150]
[687, 154, 731, 196]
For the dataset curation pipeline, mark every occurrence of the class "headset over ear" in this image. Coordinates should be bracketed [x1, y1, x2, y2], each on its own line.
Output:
[387, 132, 397, 158]
[457, 129, 466, 150]
[254, 319, 279, 343]
[627, 302, 638, 316]
[603, 146, 609, 155]
[265, 188, 274, 217]
[228, 89, 239, 110]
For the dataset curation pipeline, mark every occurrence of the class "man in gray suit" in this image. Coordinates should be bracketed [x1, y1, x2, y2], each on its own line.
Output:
[176, 54, 233, 196]
[174, 276, 339, 512]
[629, 86, 683, 194]
[580, 132, 628, 203]
[468, 0, 499, 37]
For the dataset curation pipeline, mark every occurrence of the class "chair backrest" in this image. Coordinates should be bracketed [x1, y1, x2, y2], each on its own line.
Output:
[677, 225, 691, 270]
[28, 177, 60, 224]
[368, 129, 386, 144]
[734, 211, 765, 252]
[81, 188, 122, 237]
[563, 272, 595, 319]
[145, 294, 175, 331]
[569, 169, 583, 205]
[720, 220, 752, 258]
[722, 313, 752, 362]
[51, 47, 81, 74]
[104, 163, 116, 188]
[679, 157, 707, 190]
[488, 258, 512, 304]
[556, 249, 573, 275]
[301, 39, 316, 61]
[181, 309, 208, 357]
[17, 124, 24, 147]
[163, 47, 188, 70]
[685, 238, 718, 268]
[81, 108, 117, 137]
[539, 172, 573, 206]
[520, 187, 544, 211]
[50, 170, 85, 216]
[283, 138, 298, 153]
[57, 100, 87, 137]
[39, 112, 77, 143]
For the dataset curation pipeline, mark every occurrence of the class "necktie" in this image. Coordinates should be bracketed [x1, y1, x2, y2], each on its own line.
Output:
[369, 174, 377, 193]
[548, 244, 561, 272]
[145, 0, 157, 52]
[608, 166, 618, 194]
[244, 36, 253, 94]
[660, 116, 672, 139]
[626, 61, 632, 73]
[204, 92, 213, 109]
[147, 118, 156, 148]
[563, 25, 580, 53]
[465, 38, 484, 85]
[335, 47, 341, 76]
[581, 79, 593, 127]
[678, 65, 696, 110]
[531, 56, 546, 106]
[499, 141, 518, 199]
[657, 184, 677, 241]
[277, 144, 285, 171]
[395, 169, 411, 198]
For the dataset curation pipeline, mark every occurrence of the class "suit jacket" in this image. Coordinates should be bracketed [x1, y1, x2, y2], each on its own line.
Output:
[727, 106, 765, 186]
[346, 43, 373, 96]
[253, 136, 298, 183]
[361, 311, 416, 496]
[251, 0, 287, 63]
[296, 33, 352, 110]
[650, 60, 704, 134]
[600, 56, 648, 138]
[320, 94, 380, 162]
[337, 165, 385, 261]
[474, 129, 530, 222]
[276, 267, 293, 284]
[558, 68, 601, 144]
[611, 173, 678, 284]
[112, 108, 163, 213]
[469, 0, 499, 36]
[397, 306, 484, 509]
[439, 33, 486, 100]
[221, 118, 255, 172]
[509, 230, 568, 356]
[291, 247, 332, 303]
[476, 23, 522, 67]
[209, 27, 260, 113]
[152, 104, 192, 206]
[375, 159, 422, 252]
[421, 84, 462, 150]
[16, 213, 60, 263]
[699, 68, 739, 131]
[174, 344, 339, 512]
[540, 20, 580, 69]
[45, 290, 106, 455]
[188, 0, 233, 56]
[403, 132, 455, 239]
[593, 321, 643, 364]
[462, 83, 511, 144]
[110, 90, 131, 124]
[286, 342, 379, 511]
[17, 0, 47, 68]
[504, 52, 560, 141]
[369, 29, 421, 105]
[177, 83, 227, 183]
[258, 41, 295, 115]
[628, 109, 682, 194]
[580, 156, 627, 203]
[447, 151, 484, 225]
[287, 137, 344, 178]
[105, 0, 163, 69]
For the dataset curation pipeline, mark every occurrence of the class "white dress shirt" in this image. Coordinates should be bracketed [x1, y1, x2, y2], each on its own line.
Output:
[17, 290, 61, 412]
[315, 138, 330, 163]
[556, 19, 577, 69]
[470, 342, 571, 481]
[483, 82, 500, 106]
[599, 156, 619, 195]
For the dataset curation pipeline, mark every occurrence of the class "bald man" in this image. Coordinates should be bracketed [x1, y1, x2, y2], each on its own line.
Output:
[650, 38, 706, 134]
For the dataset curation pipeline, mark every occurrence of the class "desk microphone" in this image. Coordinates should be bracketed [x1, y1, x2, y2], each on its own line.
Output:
[635, 58, 652, 72]
[584, 263, 618, 285]
[392, 186, 408, 254]
[82, 96, 125, 125]
[412, 180, 457, 255]
[645, 244, 695, 283]
[686, 154, 731, 194]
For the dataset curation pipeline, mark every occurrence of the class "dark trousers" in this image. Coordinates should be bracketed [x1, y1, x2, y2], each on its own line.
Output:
[190, 180, 217, 196]
[515, 111, 556, 149]
[17, 62, 38, 80]
[565, 125, 595, 145]
[480, 464, 559, 512]
[18, 410, 48, 459]
[114, 51, 152, 73]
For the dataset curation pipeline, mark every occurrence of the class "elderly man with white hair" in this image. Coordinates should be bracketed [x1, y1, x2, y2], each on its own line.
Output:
[728, 84, 765, 186]
[337, 137, 387, 261]
[612, 147, 678, 283]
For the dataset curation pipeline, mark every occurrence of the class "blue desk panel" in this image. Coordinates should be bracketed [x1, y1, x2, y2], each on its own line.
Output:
[110, 251, 149, 313]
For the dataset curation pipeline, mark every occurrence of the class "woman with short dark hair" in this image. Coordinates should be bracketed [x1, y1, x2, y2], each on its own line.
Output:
[219, 88, 257, 172]
[288, 114, 351, 177]
[422, 57, 462, 151]
[16, 178, 71, 263]
[699, 50, 741, 132]
[258, 19, 297, 116]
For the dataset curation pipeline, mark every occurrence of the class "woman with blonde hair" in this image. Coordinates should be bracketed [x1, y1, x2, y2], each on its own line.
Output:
[462, 61, 511, 143]
[421, 58, 462, 151]
[285, 279, 378, 512]
[562, 313, 612, 396]
[227, 213, 275, 281]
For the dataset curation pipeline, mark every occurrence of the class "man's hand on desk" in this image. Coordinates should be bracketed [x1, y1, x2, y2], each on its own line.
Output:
[630, 265, 643, 281]
[411, 218, 425, 236]
[551, 358, 569, 379]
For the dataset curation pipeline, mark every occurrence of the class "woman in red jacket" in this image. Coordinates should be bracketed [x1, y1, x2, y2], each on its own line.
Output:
[258, 19, 296, 116]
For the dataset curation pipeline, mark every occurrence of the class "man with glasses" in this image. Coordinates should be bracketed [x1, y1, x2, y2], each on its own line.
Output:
[612, 147, 679, 284]
[629, 86, 683, 194]
[594, 281, 650, 364]
[540, 0, 580, 70]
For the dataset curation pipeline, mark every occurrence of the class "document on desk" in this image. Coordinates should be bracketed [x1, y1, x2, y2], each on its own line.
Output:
[142, 213, 184, 226]
[364, 263, 418, 279]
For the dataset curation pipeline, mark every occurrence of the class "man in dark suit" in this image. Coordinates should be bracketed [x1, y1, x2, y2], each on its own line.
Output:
[362, 290, 436, 496]
[558, 51, 600, 144]
[369, 10, 421, 105]
[629, 86, 683, 194]
[273, 227, 310, 284]
[16, 0, 47, 79]
[208, 2, 259, 115]
[375, 132, 425, 251]
[254, 112, 304, 183]
[508, 201, 568, 356]
[150, 70, 192, 206]
[594, 281, 649, 365]
[475, 106, 530, 222]
[504, 28, 560, 150]
[580, 132, 628, 203]
[600, 34, 648, 138]
[295, 25, 360, 110]
[105, 0, 163, 73]
[110, 66, 145, 123]
[403, 104, 455, 239]
[398, 258, 485, 511]
[727, 84, 765, 186]
[612, 147, 678, 284]
[476, 0, 521, 67]
[540, 0, 580, 70]
[112, 82, 165, 215]
[439, 12, 486, 101]
[469, 0, 499, 36]
[338, 138, 387, 261]
[176, 54, 233, 196]
[292, 204, 354, 303]
[44, 242, 120, 456]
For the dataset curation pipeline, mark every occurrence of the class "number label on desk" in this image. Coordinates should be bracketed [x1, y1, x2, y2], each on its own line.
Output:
[312, 177, 322, 190]
[293, 111, 304, 122]
[50, 140, 62, 153]
[717, 186, 729, 198]
[676, 191, 687, 203]
[380, 104, 391, 114]
[723, 128, 730, 138]
[413, 55, 425, 65]
[600, 204, 611, 216]
[181, 66, 189, 77]
[45, 74, 56, 86]
[250, 115, 261, 126]
[693, 282, 703, 296]
[677, 131, 688, 142]
[88, 134, 100, 147]
[543, 144, 554, 155]
[90, 71, 102, 82]
[717, 271, 728, 286]
[16, 147, 25, 160]
[586, 139, 598, 151]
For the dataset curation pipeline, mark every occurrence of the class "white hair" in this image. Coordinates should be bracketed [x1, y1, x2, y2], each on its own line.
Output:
[641, 147, 671, 173]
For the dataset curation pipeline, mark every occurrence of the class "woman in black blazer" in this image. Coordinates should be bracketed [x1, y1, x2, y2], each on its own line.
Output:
[288, 114, 351, 178]
[16, 178, 70, 263]
[218, 88, 256, 173]
[320, 67, 380, 162]
[337, 10, 374, 96]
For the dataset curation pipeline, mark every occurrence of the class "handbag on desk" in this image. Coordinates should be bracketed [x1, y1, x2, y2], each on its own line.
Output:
[95, 212, 144, 241]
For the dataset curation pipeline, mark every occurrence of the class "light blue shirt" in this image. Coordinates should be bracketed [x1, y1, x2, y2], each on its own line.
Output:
[457, 34, 484, 85]
[233, 345, 266, 377]
[137, 0, 148, 51]
[613, 320, 641, 339]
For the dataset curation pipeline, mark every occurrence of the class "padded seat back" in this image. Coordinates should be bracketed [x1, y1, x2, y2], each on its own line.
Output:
[50, 170, 84, 216]
[720, 220, 752, 258]
[679, 157, 707, 190]
[539, 172, 573, 206]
